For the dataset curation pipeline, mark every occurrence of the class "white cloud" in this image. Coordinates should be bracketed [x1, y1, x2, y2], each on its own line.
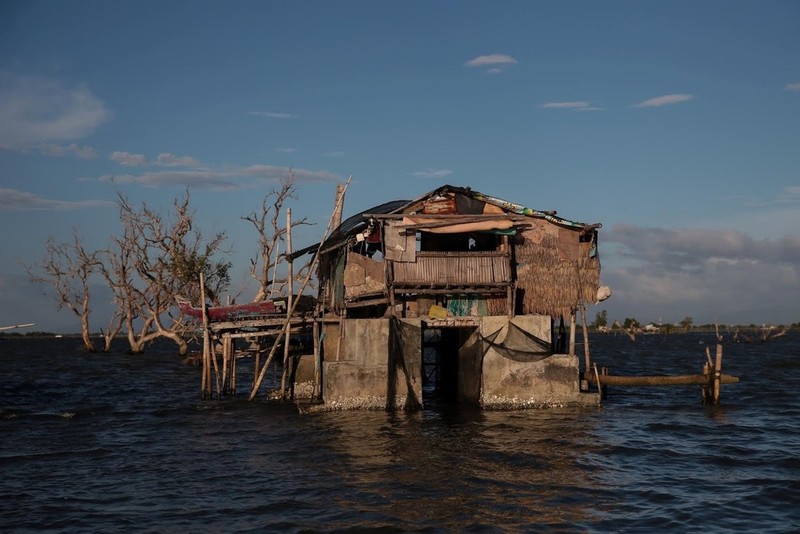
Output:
[32, 143, 97, 159]
[275, 148, 298, 154]
[248, 111, 298, 119]
[323, 151, 345, 158]
[95, 164, 339, 189]
[155, 152, 201, 167]
[540, 101, 591, 109]
[631, 94, 694, 108]
[0, 71, 112, 150]
[413, 168, 453, 179]
[784, 82, 800, 92]
[464, 54, 518, 68]
[0, 188, 113, 211]
[109, 151, 147, 167]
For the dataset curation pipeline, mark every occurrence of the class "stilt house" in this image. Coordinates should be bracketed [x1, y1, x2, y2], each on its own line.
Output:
[291, 184, 605, 409]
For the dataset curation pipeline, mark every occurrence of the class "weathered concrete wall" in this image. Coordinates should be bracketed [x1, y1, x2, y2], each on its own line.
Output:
[320, 314, 597, 410]
[321, 318, 422, 410]
[478, 316, 599, 408]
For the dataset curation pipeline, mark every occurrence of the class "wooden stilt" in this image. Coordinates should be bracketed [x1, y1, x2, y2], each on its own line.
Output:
[579, 302, 591, 375]
[200, 273, 212, 399]
[253, 339, 261, 389]
[280, 208, 294, 399]
[568, 311, 576, 357]
[230, 337, 237, 395]
[312, 318, 321, 401]
[221, 334, 230, 395]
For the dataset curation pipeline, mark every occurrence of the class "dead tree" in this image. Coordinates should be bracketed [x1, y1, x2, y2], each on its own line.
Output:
[26, 230, 100, 352]
[107, 191, 231, 355]
[242, 173, 311, 302]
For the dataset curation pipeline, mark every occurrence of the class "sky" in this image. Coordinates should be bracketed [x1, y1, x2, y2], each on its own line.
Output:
[1, 0, 798, 332]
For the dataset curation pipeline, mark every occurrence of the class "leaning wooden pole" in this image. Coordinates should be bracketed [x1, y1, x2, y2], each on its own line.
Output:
[248, 177, 351, 401]
[280, 208, 294, 399]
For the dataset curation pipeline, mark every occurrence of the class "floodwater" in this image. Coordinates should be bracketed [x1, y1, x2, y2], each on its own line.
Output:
[1, 332, 798, 532]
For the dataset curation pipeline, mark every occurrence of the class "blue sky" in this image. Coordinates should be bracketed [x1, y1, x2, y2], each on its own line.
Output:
[1, 0, 798, 332]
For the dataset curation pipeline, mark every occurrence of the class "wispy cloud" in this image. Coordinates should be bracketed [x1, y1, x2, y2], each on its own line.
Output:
[95, 164, 339, 190]
[0, 188, 113, 211]
[413, 168, 453, 179]
[323, 151, 345, 158]
[30, 143, 98, 159]
[540, 101, 590, 109]
[0, 71, 112, 150]
[109, 151, 201, 168]
[785, 82, 800, 92]
[539, 101, 603, 111]
[249, 111, 298, 119]
[464, 54, 518, 74]
[631, 94, 694, 108]
[275, 147, 297, 154]
[155, 152, 201, 167]
[110, 151, 147, 167]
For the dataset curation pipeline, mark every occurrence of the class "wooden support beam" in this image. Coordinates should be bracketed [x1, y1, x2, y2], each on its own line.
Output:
[585, 373, 739, 386]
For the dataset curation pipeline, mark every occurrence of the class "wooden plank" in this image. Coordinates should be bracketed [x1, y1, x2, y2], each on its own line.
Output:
[585, 373, 739, 386]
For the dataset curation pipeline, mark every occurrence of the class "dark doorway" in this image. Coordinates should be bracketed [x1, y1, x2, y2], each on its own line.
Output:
[422, 326, 473, 404]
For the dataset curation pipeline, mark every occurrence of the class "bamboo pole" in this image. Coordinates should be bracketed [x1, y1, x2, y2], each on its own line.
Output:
[312, 318, 320, 400]
[248, 177, 351, 401]
[253, 339, 261, 389]
[579, 302, 591, 374]
[221, 334, 230, 395]
[230, 337, 237, 395]
[280, 208, 294, 399]
[200, 273, 211, 399]
[568, 311, 576, 357]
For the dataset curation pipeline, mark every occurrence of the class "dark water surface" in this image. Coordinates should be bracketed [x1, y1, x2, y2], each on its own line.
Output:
[2, 333, 799, 532]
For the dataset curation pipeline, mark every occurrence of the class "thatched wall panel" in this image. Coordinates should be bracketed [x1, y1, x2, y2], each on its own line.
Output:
[515, 227, 600, 318]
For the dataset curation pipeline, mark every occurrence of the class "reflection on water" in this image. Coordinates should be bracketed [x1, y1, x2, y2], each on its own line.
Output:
[1, 333, 799, 531]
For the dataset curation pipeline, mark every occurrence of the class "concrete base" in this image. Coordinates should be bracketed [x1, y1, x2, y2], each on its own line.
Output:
[317, 315, 598, 411]
[319, 317, 422, 410]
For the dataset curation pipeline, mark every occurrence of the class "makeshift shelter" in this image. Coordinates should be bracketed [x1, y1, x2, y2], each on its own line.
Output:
[291, 184, 605, 410]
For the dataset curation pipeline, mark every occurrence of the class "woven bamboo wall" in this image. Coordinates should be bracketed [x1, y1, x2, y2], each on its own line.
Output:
[392, 251, 510, 286]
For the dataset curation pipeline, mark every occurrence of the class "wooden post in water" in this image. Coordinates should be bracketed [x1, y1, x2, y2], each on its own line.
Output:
[280, 208, 294, 399]
[713, 344, 723, 404]
[221, 334, 230, 395]
[200, 273, 211, 399]
[579, 302, 591, 375]
[229, 336, 237, 395]
[312, 317, 321, 401]
[568, 311, 576, 357]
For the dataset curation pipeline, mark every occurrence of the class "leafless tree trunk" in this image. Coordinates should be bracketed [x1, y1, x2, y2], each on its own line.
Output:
[103, 191, 231, 355]
[26, 230, 100, 352]
[242, 173, 310, 302]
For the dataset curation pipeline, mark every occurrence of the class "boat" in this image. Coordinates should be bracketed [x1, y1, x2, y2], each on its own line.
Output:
[175, 296, 284, 322]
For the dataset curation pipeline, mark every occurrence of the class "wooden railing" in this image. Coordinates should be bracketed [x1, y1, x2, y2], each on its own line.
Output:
[391, 251, 511, 287]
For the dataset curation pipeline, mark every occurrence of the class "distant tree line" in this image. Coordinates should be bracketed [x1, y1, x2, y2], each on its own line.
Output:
[589, 309, 797, 340]
[26, 175, 308, 355]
